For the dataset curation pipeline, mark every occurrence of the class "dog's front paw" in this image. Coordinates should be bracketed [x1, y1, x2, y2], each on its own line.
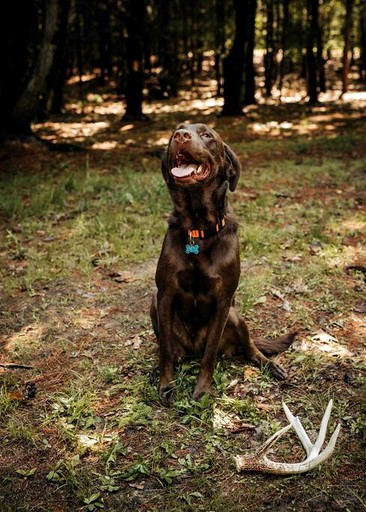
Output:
[268, 361, 287, 380]
[192, 383, 214, 402]
[159, 378, 175, 405]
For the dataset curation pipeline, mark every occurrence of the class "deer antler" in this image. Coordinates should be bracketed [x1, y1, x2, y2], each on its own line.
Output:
[235, 399, 341, 474]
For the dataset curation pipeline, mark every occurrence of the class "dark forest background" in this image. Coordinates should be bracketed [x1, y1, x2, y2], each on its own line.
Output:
[1, 0, 365, 140]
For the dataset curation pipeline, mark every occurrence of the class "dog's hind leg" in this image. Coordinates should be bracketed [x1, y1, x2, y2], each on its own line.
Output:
[221, 308, 293, 380]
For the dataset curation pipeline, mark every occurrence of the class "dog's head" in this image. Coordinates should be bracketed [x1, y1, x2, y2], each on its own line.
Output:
[162, 124, 241, 192]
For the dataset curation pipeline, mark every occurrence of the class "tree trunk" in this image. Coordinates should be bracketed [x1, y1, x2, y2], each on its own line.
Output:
[317, 39, 326, 93]
[0, 0, 33, 134]
[7, 0, 60, 134]
[46, 0, 71, 115]
[342, 0, 354, 95]
[97, 3, 112, 85]
[123, 0, 148, 120]
[222, 0, 257, 115]
[222, 0, 246, 115]
[264, 0, 275, 97]
[243, 0, 257, 105]
[214, 0, 225, 96]
[158, 0, 179, 98]
[360, 0, 366, 82]
[306, 0, 320, 103]
[278, 0, 289, 97]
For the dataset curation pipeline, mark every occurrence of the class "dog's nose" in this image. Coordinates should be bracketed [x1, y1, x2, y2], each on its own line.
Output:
[173, 129, 192, 143]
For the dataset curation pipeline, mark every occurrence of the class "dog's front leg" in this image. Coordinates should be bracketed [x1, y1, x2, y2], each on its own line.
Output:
[192, 301, 231, 401]
[156, 290, 176, 403]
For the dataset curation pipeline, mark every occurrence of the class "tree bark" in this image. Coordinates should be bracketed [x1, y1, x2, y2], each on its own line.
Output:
[123, 0, 148, 120]
[306, 0, 320, 103]
[7, 0, 62, 134]
[243, 0, 257, 105]
[158, 0, 179, 97]
[342, 0, 354, 95]
[360, 0, 366, 82]
[264, 0, 275, 97]
[214, 0, 225, 96]
[222, 0, 257, 115]
[0, 1, 32, 135]
[278, 0, 290, 97]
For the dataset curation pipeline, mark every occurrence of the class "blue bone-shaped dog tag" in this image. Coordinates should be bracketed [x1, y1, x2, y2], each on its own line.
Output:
[185, 243, 199, 255]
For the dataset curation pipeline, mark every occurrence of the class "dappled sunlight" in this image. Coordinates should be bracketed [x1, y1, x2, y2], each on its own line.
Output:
[37, 120, 110, 142]
[91, 141, 118, 150]
[294, 312, 366, 365]
[340, 219, 366, 232]
[298, 331, 355, 359]
[144, 94, 223, 117]
[4, 323, 44, 353]
[342, 90, 366, 103]
[32, 78, 366, 151]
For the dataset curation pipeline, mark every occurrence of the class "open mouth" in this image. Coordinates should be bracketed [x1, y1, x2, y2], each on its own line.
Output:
[170, 151, 210, 182]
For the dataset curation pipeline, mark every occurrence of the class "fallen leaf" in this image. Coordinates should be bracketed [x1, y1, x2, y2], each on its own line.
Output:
[256, 403, 272, 412]
[271, 288, 285, 300]
[312, 331, 338, 343]
[282, 300, 292, 312]
[109, 271, 136, 283]
[126, 335, 143, 349]
[354, 303, 366, 313]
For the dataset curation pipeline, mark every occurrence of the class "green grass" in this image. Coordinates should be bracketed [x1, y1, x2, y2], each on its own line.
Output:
[0, 123, 365, 511]
[0, 162, 169, 294]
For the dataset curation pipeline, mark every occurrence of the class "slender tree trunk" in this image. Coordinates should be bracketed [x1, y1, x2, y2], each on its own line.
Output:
[6, 0, 68, 135]
[222, 0, 246, 115]
[0, 0, 33, 134]
[222, 0, 257, 114]
[264, 0, 275, 97]
[158, 0, 179, 97]
[306, 0, 320, 103]
[123, 0, 148, 120]
[278, 0, 289, 97]
[47, 0, 71, 115]
[97, 3, 112, 85]
[360, 0, 366, 82]
[214, 0, 225, 96]
[243, 0, 257, 105]
[342, 0, 354, 95]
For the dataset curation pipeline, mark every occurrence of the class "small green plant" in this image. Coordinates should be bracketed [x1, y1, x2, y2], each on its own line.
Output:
[83, 493, 104, 511]
[119, 461, 149, 482]
[16, 468, 37, 479]
[49, 385, 100, 430]
[46, 455, 81, 490]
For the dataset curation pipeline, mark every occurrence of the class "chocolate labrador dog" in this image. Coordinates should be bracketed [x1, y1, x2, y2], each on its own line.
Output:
[151, 123, 295, 402]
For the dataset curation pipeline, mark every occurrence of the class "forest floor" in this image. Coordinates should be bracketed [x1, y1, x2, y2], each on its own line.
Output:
[0, 74, 366, 512]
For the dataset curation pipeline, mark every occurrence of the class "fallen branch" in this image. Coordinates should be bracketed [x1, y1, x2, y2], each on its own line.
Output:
[0, 363, 34, 370]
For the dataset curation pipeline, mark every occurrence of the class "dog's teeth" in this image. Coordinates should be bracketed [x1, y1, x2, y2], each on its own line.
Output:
[196, 165, 203, 174]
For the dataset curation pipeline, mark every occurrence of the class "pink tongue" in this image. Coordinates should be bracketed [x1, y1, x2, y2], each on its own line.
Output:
[171, 164, 197, 178]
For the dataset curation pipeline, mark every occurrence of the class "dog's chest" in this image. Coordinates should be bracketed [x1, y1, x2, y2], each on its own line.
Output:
[175, 268, 219, 319]
[177, 268, 218, 295]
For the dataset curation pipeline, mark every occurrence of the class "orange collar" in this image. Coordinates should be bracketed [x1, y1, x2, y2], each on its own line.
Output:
[188, 217, 226, 241]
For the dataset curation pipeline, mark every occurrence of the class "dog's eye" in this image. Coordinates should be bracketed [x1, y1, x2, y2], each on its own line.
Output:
[201, 132, 213, 139]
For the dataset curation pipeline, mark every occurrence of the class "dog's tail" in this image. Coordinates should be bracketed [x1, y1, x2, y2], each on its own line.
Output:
[253, 331, 297, 357]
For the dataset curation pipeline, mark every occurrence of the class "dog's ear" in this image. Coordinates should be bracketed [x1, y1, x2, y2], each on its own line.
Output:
[161, 149, 171, 185]
[224, 143, 241, 191]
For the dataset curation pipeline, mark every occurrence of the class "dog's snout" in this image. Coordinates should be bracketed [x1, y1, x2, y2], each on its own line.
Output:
[173, 129, 192, 144]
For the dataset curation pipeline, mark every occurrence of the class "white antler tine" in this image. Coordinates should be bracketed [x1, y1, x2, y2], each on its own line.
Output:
[282, 402, 312, 455]
[304, 422, 341, 470]
[255, 423, 293, 456]
[310, 399, 333, 458]
[323, 423, 341, 457]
